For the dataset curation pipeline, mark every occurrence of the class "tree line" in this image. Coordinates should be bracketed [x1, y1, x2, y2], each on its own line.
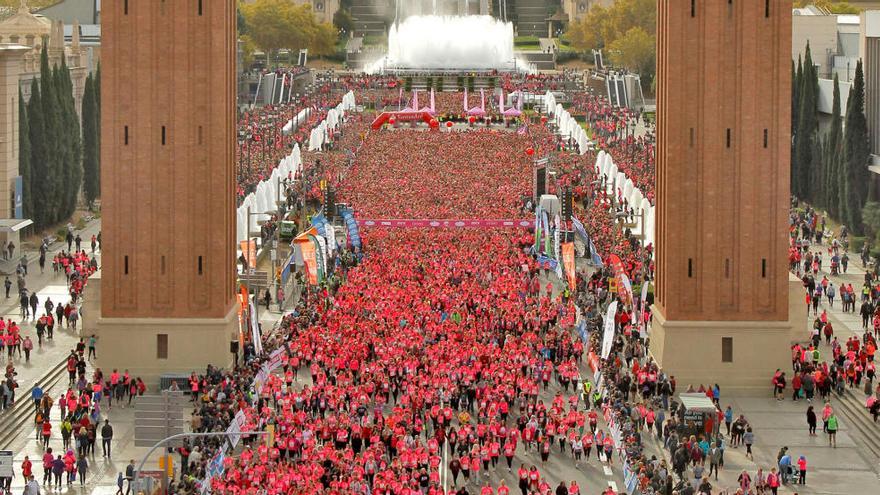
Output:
[790, 42, 870, 235]
[18, 45, 101, 232]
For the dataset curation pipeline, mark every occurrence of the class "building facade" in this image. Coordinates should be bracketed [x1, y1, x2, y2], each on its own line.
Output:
[651, 0, 799, 389]
[90, 0, 239, 379]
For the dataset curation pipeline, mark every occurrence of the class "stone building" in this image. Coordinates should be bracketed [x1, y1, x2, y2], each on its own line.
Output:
[0, 1, 89, 117]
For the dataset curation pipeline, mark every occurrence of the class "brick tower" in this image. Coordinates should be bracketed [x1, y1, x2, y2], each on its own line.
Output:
[90, 0, 238, 379]
[650, 0, 801, 388]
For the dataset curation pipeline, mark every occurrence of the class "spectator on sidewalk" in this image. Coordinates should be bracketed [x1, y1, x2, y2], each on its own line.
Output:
[4, 276, 10, 298]
[101, 420, 113, 458]
[23, 336, 32, 362]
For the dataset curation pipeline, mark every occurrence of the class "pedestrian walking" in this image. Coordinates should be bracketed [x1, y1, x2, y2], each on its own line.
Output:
[23, 336, 32, 362]
[88, 334, 97, 360]
[4, 276, 10, 299]
[101, 420, 113, 458]
[806, 406, 817, 435]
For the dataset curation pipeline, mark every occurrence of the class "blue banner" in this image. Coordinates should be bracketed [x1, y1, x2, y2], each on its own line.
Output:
[589, 239, 603, 267]
[340, 207, 362, 249]
[572, 216, 589, 245]
[13, 176, 22, 219]
[310, 213, 329, 237]
[536, 255, 558, 270]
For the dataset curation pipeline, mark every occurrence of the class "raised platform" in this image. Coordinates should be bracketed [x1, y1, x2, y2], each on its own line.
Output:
[83, 273, 239, 385]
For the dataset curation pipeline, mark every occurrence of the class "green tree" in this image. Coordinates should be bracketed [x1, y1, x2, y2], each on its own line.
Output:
[825, 73, 843, 217]
[607, 27, 655, 81]
[862, 201, 880, 243]
[39, 44, 62, 225]
[564, 0, 655, 74]
[333, 8, 354, 36]
[18, 88, 32, 222]
[240, 0, 338, 65]
[27, 79, 46, 228]
[844, 60, 871, 232]
[793, 0, 860, 14]
[59, 58, 82, 219]
[794, 43, 819, 201]
[82, 73, 99, 209]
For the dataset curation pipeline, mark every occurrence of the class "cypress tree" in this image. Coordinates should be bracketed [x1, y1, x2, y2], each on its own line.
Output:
[826, 73, 843, 217]
[27, 79, 46, 229]
[58, 57, 82, 219]
[792, 56, 804, 197]
[18, 89, 32, 222]
[82, 74, 99, 208]
[844, 60, 871, 233]
[795, 44, 818, 201]
[39, 44, 62, 224]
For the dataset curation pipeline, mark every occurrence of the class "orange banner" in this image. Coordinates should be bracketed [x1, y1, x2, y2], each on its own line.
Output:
[300, 240, 318, 285]
[239, 240, 257, 269]
[561, 242, 576, 289]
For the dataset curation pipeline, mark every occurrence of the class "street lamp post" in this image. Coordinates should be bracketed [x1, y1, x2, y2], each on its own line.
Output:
[134, 431, 270, 495]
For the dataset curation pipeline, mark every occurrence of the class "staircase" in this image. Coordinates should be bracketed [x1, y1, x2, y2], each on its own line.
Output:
[838, 389, 880, 464]
[351, 0, 390, 37]
[514, 0, 548, 37]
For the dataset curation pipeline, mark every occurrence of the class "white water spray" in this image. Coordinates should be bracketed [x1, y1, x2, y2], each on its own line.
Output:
[367, 15, 522, 72]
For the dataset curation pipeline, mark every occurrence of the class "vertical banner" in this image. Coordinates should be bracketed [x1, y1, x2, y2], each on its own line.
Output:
[534, 205, 542, 252]
[561, 242, 576, 289]
[606, 254, 632, 307]
[300, 241, 318, 285]
[239, 240, 257, 270]
[601, 301, 619, 359]
[13, 176, 22, 219]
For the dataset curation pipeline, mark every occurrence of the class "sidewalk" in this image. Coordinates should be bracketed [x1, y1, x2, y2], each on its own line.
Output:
[1, 217, 102, 410]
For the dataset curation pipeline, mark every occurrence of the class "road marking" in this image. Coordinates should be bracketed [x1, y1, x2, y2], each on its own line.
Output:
[603, 466, 613, 476]
[608, 481, 618, 491]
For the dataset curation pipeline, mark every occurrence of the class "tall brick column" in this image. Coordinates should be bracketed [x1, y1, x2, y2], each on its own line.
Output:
[650, 0, 801, 389]
[89, 0, 239, 381]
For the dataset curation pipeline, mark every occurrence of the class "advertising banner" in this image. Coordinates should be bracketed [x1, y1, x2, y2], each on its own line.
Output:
[601, 301, 618, 359]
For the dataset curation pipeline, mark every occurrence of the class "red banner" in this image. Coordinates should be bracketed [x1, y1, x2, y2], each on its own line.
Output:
[606, 254, 632, 307]
[561, 242, 576, 289]
[357, 219, 532, 228]
[239, 240, 257, 270]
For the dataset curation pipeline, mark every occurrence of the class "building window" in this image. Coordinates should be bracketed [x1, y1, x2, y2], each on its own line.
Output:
[765, 0, 770, 17]
[762, 258, 767, 278]
[726, 128, 731, 148]
[198, 0, 203, 16]
[763, 129, 768, 148]
[161, 126, 166, 145]
[157, 334, 168, 359]
[161, 255, 166, 275]
[198, 126, 203, 145]
[691, 0, 696, 17]
[198, 256, 203, 275]
[722, 337, 733, 362]
[725, 258, 730, 278]
[124, 0, 129, 15]
[124, 126, 129, 145]
[124, 255, 129, 275]
[688, 258, 693, 278]
[689, 128, 694, 148]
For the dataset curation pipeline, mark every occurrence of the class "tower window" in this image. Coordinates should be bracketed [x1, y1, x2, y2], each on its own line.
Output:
[124, 126, 129, 145]
[198, 256, 203, 275]
[726, 129, 731, 148]
[124, 255, 129, 275]
[124, 0, 128, 15]
[157, 334, 168, 359]
[691, 0, 695, 17]
[198, 0, 203, 16]
[161, 255, 166, 275]
[688, 258, 693, 278]
[763, 129, 768, 148]
[689, 128, 694, 147]
[722, 337, 733, 362]
[161, 126, 166, 145]
[765, 0, 770, 17]
[198, 126, 203, 145]
[725, 258, 730, 278]
[762, 259, 767, 278]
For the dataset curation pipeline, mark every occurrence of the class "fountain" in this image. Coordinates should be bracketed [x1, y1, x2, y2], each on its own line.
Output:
[366, 15, 525, 73]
